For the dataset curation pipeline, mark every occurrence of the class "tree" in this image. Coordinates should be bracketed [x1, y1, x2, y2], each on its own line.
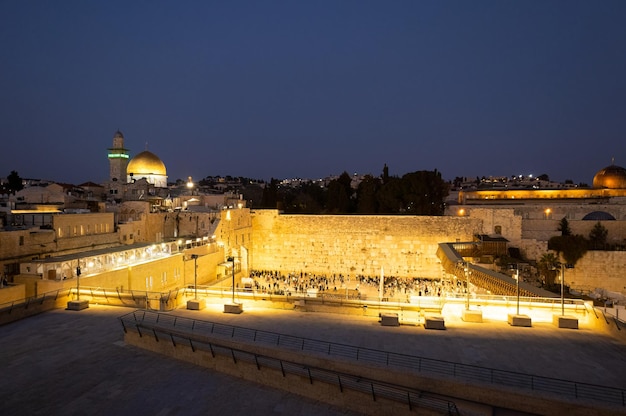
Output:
[7, 170, 23, 195]
[400, 170, 449, 215]
[381, 164, 390, 184]
[325, 172, 353, 213]
[588, 222, 608, 250]
[537, 252, 559, 286]
[356, 175, 380, 213]
[549, 234, 588, 267]
[376, 176, 403, 213]
[557, 217, 572, 236]
[260, 178, 279, 209]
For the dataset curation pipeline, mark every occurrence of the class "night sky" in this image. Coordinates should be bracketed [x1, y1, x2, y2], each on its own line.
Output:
[2, 1, 625, 185]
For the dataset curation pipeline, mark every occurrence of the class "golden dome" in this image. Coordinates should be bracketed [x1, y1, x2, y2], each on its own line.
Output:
[126, 150, 167, 176]
[593, 164, 626, 189]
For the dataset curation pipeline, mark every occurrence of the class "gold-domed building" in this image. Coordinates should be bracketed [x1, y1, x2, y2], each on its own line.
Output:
[592, 163, 626, 189]
[126, 150, 168, 188]
[457, 159, 626, 204]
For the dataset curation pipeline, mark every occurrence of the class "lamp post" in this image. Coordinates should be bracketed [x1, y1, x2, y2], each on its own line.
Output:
[515, 265, 520, 315]
[76, 260, 81, 301]
[459, 260, 482, 322]
[185, 253, 205, 310]
[465, 262, 470, 310]
[227, 256, 235, 304]
[508, 263, 521, 315]
[191, 254, 198, 300]
[560, 263, 565, 316]
[67, 258, 88, 310]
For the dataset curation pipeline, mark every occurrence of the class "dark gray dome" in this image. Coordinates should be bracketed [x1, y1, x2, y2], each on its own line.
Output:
[582, 211, 616, 221]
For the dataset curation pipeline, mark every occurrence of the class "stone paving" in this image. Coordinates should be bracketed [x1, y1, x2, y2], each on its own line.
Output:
[1, 299, 625, 416]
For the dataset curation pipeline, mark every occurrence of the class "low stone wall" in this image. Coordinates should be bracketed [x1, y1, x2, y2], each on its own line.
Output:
[124, 321, 626, 416]
[0, 283, 26, 305]
[0, 291, 70, 326]
[124, 330, 436, 416]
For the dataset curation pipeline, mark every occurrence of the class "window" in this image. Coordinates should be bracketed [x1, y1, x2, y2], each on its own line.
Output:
[494, 225, 502, 235]
[19, 236, 24, 246]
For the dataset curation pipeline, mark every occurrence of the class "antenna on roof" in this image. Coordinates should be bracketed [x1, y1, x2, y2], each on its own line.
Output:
[145, 142, 148, 151]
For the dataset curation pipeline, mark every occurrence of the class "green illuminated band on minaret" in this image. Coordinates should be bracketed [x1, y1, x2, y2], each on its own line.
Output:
[108, 153, 130, 159]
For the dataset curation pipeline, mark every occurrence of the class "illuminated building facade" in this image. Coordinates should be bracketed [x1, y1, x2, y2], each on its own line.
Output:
[458, 163, 626, 204]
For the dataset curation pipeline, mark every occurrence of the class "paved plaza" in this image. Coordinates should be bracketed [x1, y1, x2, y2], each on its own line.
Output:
[0, 300, 625, 415]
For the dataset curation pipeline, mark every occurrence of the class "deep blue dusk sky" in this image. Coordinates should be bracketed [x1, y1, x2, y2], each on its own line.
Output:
[1, 1, 625, 185]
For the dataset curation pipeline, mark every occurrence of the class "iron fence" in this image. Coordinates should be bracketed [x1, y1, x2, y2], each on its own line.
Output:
[120, 310, 626, 407]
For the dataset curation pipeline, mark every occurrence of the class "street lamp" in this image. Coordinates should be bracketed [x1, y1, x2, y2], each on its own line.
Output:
[191, 254, 198, 300]
[227, 256, 235, 304]
[559, 263, 575, 316]
[551, 261, 573, 316]
[464, 262, 470, 310]
[508, 264, 521, 315]
[186, 254, 205, 310]
[552, 262, 577, 328]
[76, 260, 82, 302]
[223, 256, 242, 314]
[67, 258, 89, 311]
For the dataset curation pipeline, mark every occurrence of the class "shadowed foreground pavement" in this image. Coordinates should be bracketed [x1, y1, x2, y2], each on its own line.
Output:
[1, 302, 625, 415]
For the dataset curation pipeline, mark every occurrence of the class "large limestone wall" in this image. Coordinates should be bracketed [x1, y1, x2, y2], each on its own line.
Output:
[522, 218, 626, 245]
[250, 210, 482, 278]
[564, 250, 626, 297]
[464, 208, 523, 247]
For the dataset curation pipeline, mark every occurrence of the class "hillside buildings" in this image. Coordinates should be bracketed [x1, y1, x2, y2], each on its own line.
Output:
[0, 131, 625, 307]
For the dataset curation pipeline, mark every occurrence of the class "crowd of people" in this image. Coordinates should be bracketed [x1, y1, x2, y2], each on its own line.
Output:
[247, 269, 468, 301]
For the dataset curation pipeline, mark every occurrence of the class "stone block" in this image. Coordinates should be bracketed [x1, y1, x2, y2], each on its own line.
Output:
[424, 316, 445, 330]
[67, 299, 89, 311]
[224, 303, 243, 314]
[186, 299, 206, 310]
[508, 314, 532, 327]
[462, 309, 483, 323]
[380, 313, 399, 326]
[553, 315, 578, 329]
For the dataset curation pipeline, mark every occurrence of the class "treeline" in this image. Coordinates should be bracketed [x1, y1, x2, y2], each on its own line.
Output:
[258, 166, 449, 215]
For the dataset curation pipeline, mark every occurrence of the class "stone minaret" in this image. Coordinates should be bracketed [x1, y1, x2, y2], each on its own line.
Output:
[107, 130, 129, 198]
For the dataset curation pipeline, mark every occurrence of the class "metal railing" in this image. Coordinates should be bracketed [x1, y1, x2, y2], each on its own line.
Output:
[68, 286, 184, 311]
[121, 314, 459, 415]
[0, 287, 71, 313]
[185, 286, 590, 317]
[185, 285, 445, 310]
[120, 310, 626, 407]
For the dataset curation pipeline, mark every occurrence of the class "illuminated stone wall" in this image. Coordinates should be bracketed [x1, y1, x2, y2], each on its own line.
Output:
[463, 208, 523, 247]
[564, 251, 626, 297]
[250, 210, 483, 278]
[34, 245, 224, 295]
[215, 208, 252, 269]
